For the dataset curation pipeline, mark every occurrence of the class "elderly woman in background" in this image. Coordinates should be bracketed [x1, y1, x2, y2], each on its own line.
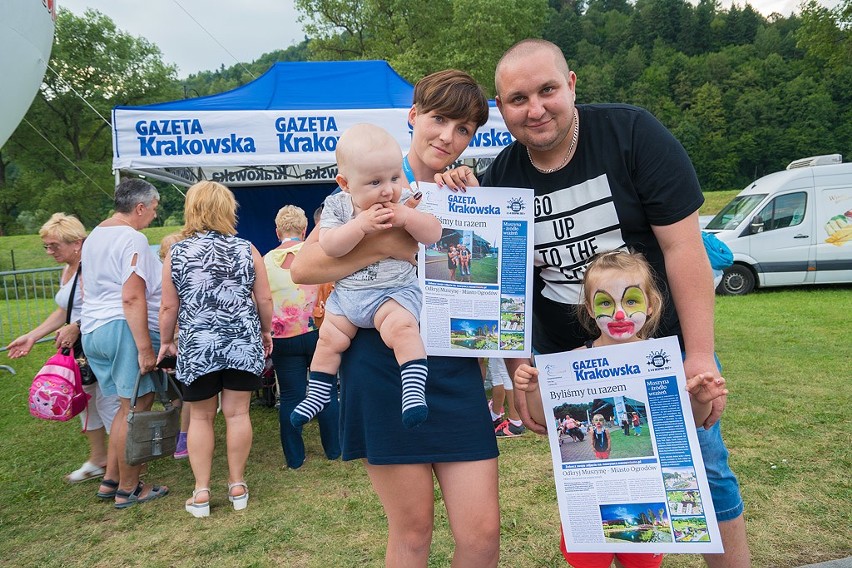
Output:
[5, 213, 120, 483]
[158, 181, 272, 518]
[81, 178, 167, 509]
[264, 205, 340, 470]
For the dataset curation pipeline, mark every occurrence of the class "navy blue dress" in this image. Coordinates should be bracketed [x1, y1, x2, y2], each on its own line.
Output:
[339, 328, 498, 465]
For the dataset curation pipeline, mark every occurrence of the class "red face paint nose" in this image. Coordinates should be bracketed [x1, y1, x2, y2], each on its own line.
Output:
[614, 310, 625, 321]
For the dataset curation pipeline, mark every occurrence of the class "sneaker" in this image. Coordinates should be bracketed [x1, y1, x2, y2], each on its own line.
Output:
[173, 433, 188, 460]
[489, 400, 504, 429]
[496, 421, 526, 437]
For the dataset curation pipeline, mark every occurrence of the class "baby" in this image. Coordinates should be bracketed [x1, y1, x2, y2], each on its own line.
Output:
[291, 123, 442, 429]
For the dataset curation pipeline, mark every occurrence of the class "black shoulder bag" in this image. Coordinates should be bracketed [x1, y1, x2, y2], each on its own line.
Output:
[65, 266, 96, 386]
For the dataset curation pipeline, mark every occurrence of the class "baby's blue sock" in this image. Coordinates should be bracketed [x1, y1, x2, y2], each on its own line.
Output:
[400, 359, 428, 429]
[290, 371, 335, 428]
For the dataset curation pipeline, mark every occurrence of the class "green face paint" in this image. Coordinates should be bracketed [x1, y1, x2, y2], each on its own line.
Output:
[622, 286, 648, 317]
[593, 291, 616, 319]
[587, 270, 651, 345]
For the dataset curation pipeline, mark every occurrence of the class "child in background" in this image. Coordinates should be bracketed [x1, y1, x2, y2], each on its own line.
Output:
[590, 414, 610, 459]
[632, 411, 642, 436]
[485, 357, 526, 437]
[447, 245, 459, 281]
[290, 123, 442, 429]
[158, 232, 190, 459]
[457, 243, 471, 280]
[514, 249, 728, 568]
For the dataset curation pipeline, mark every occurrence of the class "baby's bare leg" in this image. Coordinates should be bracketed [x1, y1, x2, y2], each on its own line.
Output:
[375, 302, 425, 364]
[311, 313, 358, 374]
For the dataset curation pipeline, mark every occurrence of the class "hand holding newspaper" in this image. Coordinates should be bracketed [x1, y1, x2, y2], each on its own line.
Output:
[415, 183, 534, 357]
[534, 337, 724, 554]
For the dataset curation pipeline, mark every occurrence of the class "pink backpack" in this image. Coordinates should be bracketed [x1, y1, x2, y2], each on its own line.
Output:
[28, 348, 90, 421]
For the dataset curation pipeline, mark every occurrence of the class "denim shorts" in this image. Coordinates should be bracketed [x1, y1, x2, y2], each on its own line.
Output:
[696, 419, 744, 521]
[326, 280, 422, 329]
[82, 319, 161, 399]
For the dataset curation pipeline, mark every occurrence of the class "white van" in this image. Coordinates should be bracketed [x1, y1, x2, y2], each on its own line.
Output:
[705, 154, 852, 295]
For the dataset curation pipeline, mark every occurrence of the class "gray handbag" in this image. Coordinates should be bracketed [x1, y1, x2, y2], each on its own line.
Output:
[125, 369, 182, 466]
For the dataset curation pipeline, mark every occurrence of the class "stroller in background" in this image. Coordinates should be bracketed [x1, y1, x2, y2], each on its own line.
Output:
[254, 357, 278, 408]
[558, 419, 585, 445]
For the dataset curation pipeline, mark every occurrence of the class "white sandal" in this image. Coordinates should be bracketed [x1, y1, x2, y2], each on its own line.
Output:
[228, 481, 249, 511]
[185, 488, 211, 518]
[65, 461, 105, 483]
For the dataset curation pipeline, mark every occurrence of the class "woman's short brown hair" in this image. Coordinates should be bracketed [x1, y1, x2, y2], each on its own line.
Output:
[413, 69, 489, 128]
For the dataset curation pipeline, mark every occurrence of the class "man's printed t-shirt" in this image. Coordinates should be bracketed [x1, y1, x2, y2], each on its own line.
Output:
[481, 104, 704, 353]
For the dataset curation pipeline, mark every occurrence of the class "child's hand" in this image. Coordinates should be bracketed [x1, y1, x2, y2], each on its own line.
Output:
[356, 203, 394, 234]
[686, 372, 728, 404]
[514, 364, 540, 392]
[383, 200, 411, 228]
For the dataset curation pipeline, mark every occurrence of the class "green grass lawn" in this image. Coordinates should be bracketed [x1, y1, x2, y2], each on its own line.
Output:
[700, 190, 739, 217]
[0, 285, 849, 567]
[607, 427, 654, 460]
[0, 199, 848, 566]
[0, 226, 175, 272]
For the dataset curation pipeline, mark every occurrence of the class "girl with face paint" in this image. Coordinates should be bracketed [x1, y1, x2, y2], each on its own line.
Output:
[590, 414, 611, 459]
[579, 250, 661, 346]
[514, 250, 728, 568]
[517, 251, 726, 427]
[576, 251, 727, 430]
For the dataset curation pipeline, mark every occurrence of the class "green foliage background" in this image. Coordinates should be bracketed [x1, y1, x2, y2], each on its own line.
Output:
[1, 0, 850, 235]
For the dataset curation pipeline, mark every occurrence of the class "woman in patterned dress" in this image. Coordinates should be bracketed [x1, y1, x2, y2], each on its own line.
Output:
[158, 181, 273, 518]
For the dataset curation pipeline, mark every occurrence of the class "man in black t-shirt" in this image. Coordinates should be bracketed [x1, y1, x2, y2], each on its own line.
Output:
[441, 39, 751, 567]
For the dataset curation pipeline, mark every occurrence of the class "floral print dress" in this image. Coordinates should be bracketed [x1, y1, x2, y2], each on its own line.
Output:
[170, 232, 264, 385]
[263, 242, 319, 339]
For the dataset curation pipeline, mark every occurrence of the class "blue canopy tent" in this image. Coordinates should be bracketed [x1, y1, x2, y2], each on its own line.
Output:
[112, 60, 512, 252]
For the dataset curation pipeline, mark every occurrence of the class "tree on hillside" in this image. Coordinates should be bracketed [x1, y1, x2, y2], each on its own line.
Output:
[0, 9, 180, 233]
[797, 0, 851, 67]
[797, 0, 852, 160]
[294, 0, 548, 93]
[182, 41, 311, 98]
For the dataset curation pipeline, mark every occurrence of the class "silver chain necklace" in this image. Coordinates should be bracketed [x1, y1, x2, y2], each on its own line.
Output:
[527, 108, 579, 174]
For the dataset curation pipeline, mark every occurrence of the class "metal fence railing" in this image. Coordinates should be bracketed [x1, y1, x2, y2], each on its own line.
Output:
[0, 266, 64, 375]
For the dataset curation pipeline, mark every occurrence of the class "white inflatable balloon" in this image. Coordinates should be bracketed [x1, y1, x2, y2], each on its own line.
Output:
[0, 0, 56, 149]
